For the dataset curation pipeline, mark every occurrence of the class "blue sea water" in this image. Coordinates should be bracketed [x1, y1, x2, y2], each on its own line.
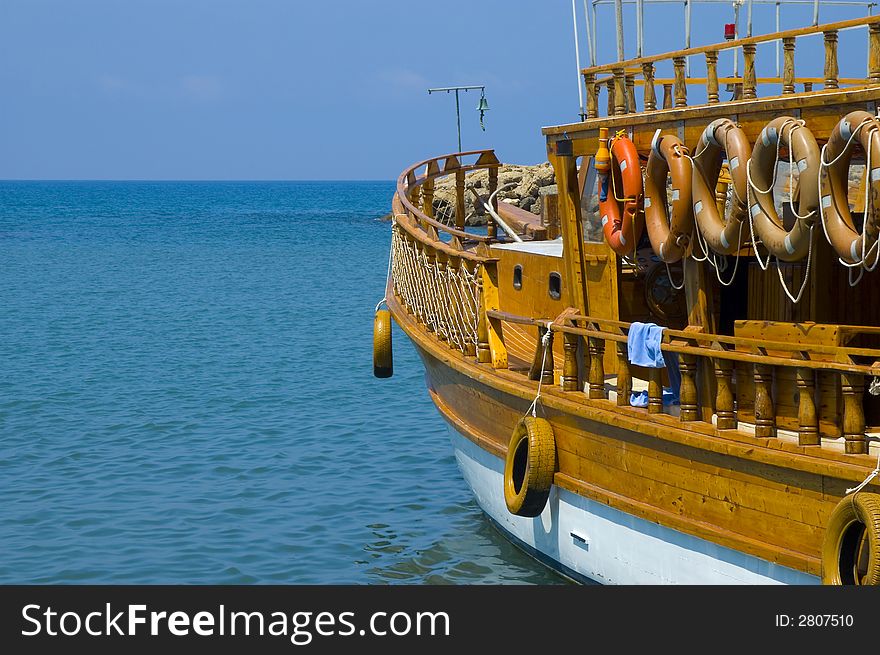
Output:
[0, 181, 565, 584]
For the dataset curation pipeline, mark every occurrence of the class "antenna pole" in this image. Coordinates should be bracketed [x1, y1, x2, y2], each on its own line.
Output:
[572, 0, 586, 120]
[615, 0, 625, 62]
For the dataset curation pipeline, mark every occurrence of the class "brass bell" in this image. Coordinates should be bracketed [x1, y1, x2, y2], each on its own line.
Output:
[478, 93, 489, 130]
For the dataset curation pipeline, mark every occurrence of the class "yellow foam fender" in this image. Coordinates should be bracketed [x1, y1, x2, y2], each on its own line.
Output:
[504, 416, 556, 517]
[373, 308, 393, 378]
[821, 492, 880, 585]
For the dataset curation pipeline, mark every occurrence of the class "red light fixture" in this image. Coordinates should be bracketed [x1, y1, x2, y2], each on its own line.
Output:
[724, 23, 736, 40]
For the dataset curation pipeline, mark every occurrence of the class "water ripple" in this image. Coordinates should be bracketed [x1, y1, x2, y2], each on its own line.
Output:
[0, 181, 565, 585]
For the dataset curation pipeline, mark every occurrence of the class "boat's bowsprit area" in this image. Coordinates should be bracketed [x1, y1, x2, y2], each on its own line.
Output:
[377, 15, 880, 585]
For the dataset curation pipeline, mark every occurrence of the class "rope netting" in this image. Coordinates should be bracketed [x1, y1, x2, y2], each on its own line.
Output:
[390, 224, 482, 353]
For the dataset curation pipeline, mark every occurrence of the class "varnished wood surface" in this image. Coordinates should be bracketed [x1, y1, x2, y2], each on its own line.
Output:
[387, 288, 880, 575]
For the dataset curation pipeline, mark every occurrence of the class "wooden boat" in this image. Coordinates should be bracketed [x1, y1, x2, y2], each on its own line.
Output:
[374, 9, 880, 584]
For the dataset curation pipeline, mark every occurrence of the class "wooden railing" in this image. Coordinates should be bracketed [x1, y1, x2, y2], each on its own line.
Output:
[486, 309, 880, 456]
[396, 150, 503, 244]
[581, 15, 880, 118]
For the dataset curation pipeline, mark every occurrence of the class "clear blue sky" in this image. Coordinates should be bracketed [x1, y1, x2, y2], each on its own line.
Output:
[1, 1, 871, 180]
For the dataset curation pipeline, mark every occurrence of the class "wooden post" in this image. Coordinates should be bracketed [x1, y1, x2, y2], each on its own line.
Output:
[796, 367, 820, 446]
[584, 73, 599, 118]
[754, 364, 776, 438]
[641, 63, 657, 111]
[616, 341, 632, 406]
[662, 84, 673, 109]
[841, 373, 867, 454]
[824, 30, 839, 90]
[870, 24, 880, 83]
[548, 150, 589, 316]
[714, 359, 736, 429]
[613, 68, 626, 115]
[588, 336, 606, 399]
[803, 81, 813, 92]
[606, 79, 616, 116]
[422, 177, 435, 218]
[706, 50, 719, 104]
[742, 43, 757, 99]
[562, 332, 580, 391]
[679, 354, 699, 421]
[528, 326, 554, 384]
[673, 56, 687, 107]
[478, 262, 507, 368]
[435, 253, 449, 342]
[454, 170, 466, 230]
[648, 369, 663, 414]
[782, 37, 796, 94]
[487, 167, 498, 240]
[625, 74, 636, 114]
[423, 246, 437, 332]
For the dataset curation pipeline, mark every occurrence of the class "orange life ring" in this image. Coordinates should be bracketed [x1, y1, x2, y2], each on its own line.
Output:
[691, 118, 751, 255]
[644, 133, 694, 263]
[599, 135, 644, 256]
[747, 116, 820, 262]
[819, 111, 880, 265]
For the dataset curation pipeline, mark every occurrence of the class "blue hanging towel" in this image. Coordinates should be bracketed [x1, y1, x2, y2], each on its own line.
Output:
[627, 322, 666, 368]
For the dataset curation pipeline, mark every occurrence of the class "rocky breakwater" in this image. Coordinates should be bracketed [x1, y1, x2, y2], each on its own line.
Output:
[430, 162, 556, 226]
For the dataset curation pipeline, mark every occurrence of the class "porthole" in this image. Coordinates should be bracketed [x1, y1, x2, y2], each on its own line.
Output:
[513, 265, 523, 290]
[549, 272, 562, 300]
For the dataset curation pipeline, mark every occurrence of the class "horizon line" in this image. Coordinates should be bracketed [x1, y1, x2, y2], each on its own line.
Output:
[0, 178, 397, 183]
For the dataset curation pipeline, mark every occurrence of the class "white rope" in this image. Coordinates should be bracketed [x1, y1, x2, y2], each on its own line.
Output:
[683, 152, 744, 287]
[389, 227, 481, 352]
[526, 321, 554, 418]
[817, 118, 880, 286]
[846, 447, 880, 495]
[745, 119, 817, 302]
[775, 225, 814, 304]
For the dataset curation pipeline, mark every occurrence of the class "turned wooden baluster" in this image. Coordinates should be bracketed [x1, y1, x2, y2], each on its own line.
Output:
[824, 30, 839, 90]
[841, 373, 867, 454]
[782, 37, 796, 94]
[562, 332, 580, 392]
[673, 56, 687, 107]
[648, 369, 663, 414]
[584, 73, 599, 118]
[706, 50, 719, 104]
[461, 260, 478, 357]
[455, 169, 466, 230]
[616, 342, 632, 407]
[754, 364, 776, 438]
[803, 81, 814, 92]
[742, 44, 757, 99]
[679, 354, 699, 421]
[796, 367, 819, 446]
[625, 75, 636, 114]
[613, 68, 627, 115]
[435, 253, 449, 342]
[422, 176, 435, 218]
[487, 167, 498, 239]
[528, 326, 554, 384]
[606, 79, 616, 116]
[714, 359, 736, 429]
[423, 245, 437, 332]
[870, 24, 880, 83]
[641, 63, 656, 111]
[588, 336, 606, 399]
[662, 84, 673, 109]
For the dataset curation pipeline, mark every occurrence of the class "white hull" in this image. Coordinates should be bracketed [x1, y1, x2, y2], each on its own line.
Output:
[449, 426, 819, 585]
